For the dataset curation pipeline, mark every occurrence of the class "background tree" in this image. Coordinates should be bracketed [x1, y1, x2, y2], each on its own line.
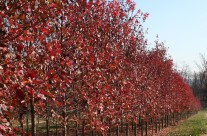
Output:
[191, 54, 207, 107]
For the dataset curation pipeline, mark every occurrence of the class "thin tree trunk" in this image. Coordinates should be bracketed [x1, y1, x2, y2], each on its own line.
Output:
[63, 94, 67, 136]
[134, 123, 137, 136]
[141, 119, 143, 136]
[76, 121, 78, 136]
[158, 118, 160, 131]
[121, 119, 123, 133]
[26, 105, 29, 134]
[37, 115, 39, 135]
[145, 121, 148, 136]
[46, 98, 49, 136]
[19, 112, 24, 136]
[126, 122, 129, 136]
[151, 119, 153, 135]
[56, 118, 58, 136]
[117, 125, 120, 136]
[30, 98, 36, 136]
[82, 120, 85, 136]
[155, 118, 157, 133]
[109, 127, 111, 136]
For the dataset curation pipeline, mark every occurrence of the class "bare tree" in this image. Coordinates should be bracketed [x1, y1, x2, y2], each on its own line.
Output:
[179, 63, 192, 85]
[192, 53, 207, 107]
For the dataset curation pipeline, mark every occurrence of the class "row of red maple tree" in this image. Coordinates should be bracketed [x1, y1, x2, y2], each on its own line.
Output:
[0, 0, 201, 135]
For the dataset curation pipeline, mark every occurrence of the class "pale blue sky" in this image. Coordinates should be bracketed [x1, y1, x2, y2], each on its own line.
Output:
[134, 0, 207, 72]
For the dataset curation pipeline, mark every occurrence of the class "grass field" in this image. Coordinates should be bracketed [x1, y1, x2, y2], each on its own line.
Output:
[167, 110, 207, 136]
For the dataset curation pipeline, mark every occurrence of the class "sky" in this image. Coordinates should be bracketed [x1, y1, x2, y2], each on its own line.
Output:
[133, 0, 207, 72]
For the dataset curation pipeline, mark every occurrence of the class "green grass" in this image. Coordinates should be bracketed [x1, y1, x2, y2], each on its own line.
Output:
[167, 110, 207, 136]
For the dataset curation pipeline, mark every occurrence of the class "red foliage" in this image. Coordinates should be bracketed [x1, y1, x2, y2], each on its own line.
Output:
[0, 0, 201, 135]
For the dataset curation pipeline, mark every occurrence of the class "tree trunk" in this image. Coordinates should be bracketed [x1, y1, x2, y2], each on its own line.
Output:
[82, 120, 85, 136]
[46, 98, 49, 136]
[30, 98, 36, 136]
[56, 118, 58, 136]
[126, 123, 129, 136]
[116, 125, 120, 136]
[62, 93, 67, 136]
[145, 121, 148, 136]
[19, 113, 24, 136]
[26, 105, 29, 134]
[134, 123, 137, 136]
[121, 119, 123, 133]
[141, 119, 143, 136]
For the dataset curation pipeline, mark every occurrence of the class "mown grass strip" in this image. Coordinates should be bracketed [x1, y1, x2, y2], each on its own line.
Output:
[167, 110, 207, 136]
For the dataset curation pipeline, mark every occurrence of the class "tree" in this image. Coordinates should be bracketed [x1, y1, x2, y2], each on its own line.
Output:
[0, 0, 200, 135]
[192, 54, 207, 107]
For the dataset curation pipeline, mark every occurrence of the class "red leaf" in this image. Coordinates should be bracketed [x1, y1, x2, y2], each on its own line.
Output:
[27, 70, 36, 78]
[54, 99, 63, 106]
[88, 46, 93, 51]
[17, 44, 24, 52]
[0, 125, 7, 132]
[29, 88, 34, 96]
[37, 93, 46, 100]
[16, 89, 25, 101]
[11, 99, 16, 106]
[39, 90, 54, 98]
[0, 104, 7, 111]
[49, 3, 57, 8]
[66, 61, 72, 67]
[32, 80, 41, 85]
[40, 28, 50, 35]
[89, 57, 95, 64]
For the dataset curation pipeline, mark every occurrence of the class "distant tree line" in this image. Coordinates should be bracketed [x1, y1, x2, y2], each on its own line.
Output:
[180, 54, 207, 108]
